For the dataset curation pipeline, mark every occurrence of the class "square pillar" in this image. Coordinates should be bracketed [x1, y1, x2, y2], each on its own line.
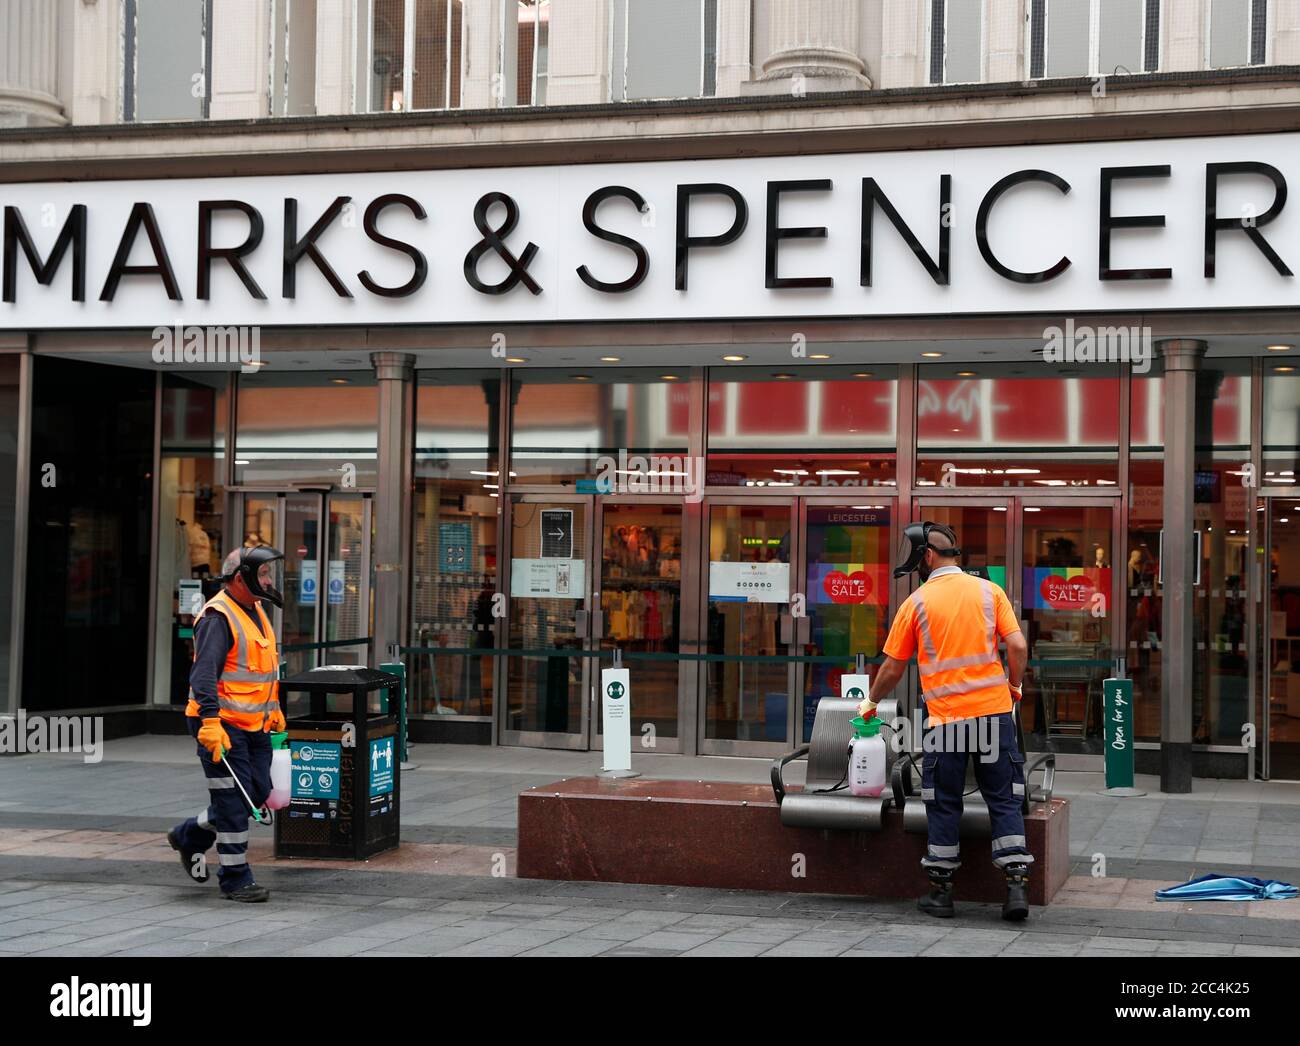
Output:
[315, 0, 356, 115]
[544, 0, 609, 105]
[460, 0, 519, 109]
[1158, 338, 1207, 792]
[209, 0, 271, 120]
[371, 352, 416, 663]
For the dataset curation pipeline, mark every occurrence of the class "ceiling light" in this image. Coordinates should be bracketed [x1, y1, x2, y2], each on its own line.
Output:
[1274, 365, 1295, 372]
[331, 377, 351, 384]
[921, 352, 944, 358]
[722, 354, 748, 362]
[660, 374, 680, 381]
[772, 373, 796, 380]
[505, 357, 529, 364]
[1024, 507, 1041, 512]
[815, 469, 860, 476]
[773, 469, 809, 476]
[600, 356, 621, 362]
[956, 371, 977, 377]
[571, 374, 591, 381]
[809, 353, 832, 360]
[852, 372, 873, 378]
[992, 506, 1007, 512]
[1267, 344, 1293, 352]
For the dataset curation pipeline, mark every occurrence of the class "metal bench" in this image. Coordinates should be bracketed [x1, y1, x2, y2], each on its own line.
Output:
[770, 695, 900, 831]
[771, 695, 1055, 836]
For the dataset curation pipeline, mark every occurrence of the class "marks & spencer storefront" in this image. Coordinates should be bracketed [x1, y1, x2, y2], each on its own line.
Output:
[3, 128, 1300, 785]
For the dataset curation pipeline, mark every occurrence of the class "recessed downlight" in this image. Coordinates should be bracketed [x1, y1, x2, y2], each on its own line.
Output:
[660, 374, 680, 381]
[505, 357, 529, 364]
[1267, 344, 1293, 352]
[809, 353, 832, 360]
[956, 371, 977, 377]
[772, 373, 796, 380]
[921, 352, 944, 358]
[599, 356, 622, 362]
[722, 354, 748, 362]
[852, 372, 874, 378]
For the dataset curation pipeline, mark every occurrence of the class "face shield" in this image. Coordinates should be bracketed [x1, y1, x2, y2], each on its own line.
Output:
[894, 522, 931, 578]
[240, 545, 286, 608]
[893, 522, 961, 579]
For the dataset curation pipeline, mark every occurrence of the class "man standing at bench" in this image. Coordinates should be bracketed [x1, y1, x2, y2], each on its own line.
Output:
[864, 522, 1032, 921]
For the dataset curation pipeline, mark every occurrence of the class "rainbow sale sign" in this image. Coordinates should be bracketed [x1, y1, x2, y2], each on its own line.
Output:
[1022, 567, 1110, 611]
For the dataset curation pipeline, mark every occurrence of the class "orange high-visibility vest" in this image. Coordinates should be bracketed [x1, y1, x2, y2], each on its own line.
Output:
[185, 591, 281, 731]
[883, 567, 1019, 725]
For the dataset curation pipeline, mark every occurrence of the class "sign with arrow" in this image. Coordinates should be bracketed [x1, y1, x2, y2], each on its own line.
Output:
[541, 509, 573, 559]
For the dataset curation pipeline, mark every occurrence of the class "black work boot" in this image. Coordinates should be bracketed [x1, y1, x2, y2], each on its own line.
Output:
[917, 869, 955, 918]
[223, 882, 271, 903]
[1002, 864, 1030, 922]
[167, 828, 209, 883]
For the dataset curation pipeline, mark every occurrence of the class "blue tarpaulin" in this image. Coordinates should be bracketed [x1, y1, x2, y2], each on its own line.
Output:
[1155, 874, 1298, 902]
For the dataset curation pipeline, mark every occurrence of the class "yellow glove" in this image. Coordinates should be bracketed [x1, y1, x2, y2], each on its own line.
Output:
[858, 697, 877, 718]
[264, 708, 287, 733]
[197, 717, 231, 762]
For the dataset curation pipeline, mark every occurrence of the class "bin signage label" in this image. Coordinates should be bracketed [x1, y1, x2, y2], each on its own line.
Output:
[369, 736, 394, 797]
[290, 740, 340, 800]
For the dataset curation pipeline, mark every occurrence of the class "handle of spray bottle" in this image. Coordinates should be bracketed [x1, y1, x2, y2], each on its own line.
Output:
[219, 747, 271, 825]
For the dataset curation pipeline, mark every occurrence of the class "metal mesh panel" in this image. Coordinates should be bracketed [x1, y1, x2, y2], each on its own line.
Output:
[1210, 0, 1251, 68]
[1099, 0, 1142, 76]
[944, 0, 982, 84]
[133, 0, 207, 121]
[1046, 0, 1089, 78]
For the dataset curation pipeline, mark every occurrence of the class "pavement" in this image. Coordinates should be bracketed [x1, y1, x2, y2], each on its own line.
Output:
[0, 736, 1299, 957]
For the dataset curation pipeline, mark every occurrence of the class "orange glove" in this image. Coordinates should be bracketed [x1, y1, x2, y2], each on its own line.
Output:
[264, 708, 287, 733]
[197, 717, 231, 762]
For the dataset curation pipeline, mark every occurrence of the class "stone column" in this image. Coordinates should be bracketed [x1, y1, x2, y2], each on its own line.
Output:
[461, 0, 519, 109]
[0, 0, 65, 127]
[209, 0, 271, 121]
[371, 352, 416, 666]
[544, 0, 610, 105]
[1163, 0, 1207, 72]
[1274, 0, 1300, 64]
[714, 0, 753, 97]
[747, 0, 870, 93]
[877, 0, 927, 89]
[986, 0, 1025, 82]
[1158, 339, 1207, 793]
[315, 0, 356, 115]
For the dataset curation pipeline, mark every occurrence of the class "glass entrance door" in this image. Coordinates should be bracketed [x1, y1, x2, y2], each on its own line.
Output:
[594, 499, 685, 753]
[699, 499, 796, 756]
[237, 490, 373, 679]
[796, 499, 895, 742]
[1016, 499, 1118, 754]
[502, 495, 594, 749]
[911, 497, 1119, 757]
[1264, 500, 1300, 779]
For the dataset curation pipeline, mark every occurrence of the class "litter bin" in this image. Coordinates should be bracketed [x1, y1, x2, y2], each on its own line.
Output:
[274, 666, 402, 861]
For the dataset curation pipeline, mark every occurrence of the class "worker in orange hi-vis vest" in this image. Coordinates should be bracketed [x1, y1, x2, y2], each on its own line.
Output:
[168, 545, 287, 903]
[864, 522, 1032, 922]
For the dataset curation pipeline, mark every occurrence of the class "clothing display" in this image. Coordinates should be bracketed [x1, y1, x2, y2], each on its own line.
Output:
[603, 587, 676, 646]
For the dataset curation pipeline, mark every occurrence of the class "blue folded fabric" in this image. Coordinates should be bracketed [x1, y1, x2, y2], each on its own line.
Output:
[1155, 874, 1298, 901]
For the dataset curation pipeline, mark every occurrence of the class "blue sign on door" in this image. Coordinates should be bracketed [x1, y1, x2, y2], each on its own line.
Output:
[439, 522, 471, 573]
[369, 736, 394, 797]
[290, 741, 340, 800]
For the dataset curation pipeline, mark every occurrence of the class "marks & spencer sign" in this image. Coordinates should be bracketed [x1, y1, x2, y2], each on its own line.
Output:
[1, 132, 1297, 328]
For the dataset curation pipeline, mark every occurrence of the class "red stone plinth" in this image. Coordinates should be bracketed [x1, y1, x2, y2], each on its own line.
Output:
[517, 777, 1070, 906]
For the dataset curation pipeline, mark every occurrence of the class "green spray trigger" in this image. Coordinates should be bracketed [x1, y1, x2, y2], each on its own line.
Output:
[849, 714, 882, 738]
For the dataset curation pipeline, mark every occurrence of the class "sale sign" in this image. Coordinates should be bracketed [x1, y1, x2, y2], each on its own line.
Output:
[822, 570, 872, 604]
[1023, 568, 1110, 611]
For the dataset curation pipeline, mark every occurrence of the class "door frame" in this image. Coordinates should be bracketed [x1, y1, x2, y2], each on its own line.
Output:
[912, 493, 1122, 764]
[590, 494, 689, 754]
[229, 487, 374, 668]
[793, 494, 899, 744]
[498, 492, 597, 750]
[695, 495, 799, 758]
[1257, 488, 1300, 780]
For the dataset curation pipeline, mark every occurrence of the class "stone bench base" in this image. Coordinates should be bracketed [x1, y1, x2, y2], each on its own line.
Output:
[517, 777, 1070, 906]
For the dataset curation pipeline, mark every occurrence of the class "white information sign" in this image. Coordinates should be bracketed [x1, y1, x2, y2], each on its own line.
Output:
[510, 558, 586, 599]
[600, 667, 632, 773]
[708, 561, 790, 603]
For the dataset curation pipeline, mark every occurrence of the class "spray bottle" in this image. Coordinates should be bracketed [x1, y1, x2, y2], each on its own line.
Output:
[847, 711, 886, 797]
[266, 731, 291, 810]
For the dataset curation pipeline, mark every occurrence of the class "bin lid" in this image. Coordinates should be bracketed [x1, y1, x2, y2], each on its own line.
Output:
[281, 666, 400, 693]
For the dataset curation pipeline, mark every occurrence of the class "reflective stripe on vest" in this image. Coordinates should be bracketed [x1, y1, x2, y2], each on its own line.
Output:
[913, 575, 1008, 712]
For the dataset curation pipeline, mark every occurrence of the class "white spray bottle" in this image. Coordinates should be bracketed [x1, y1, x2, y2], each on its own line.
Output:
[267, 731, 291, 810]
[848, 711, 886, 798]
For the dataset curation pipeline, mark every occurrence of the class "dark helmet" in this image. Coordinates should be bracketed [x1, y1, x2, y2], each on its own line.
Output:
[893, 522, 961, 579]
[219, 545, 286, 608]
